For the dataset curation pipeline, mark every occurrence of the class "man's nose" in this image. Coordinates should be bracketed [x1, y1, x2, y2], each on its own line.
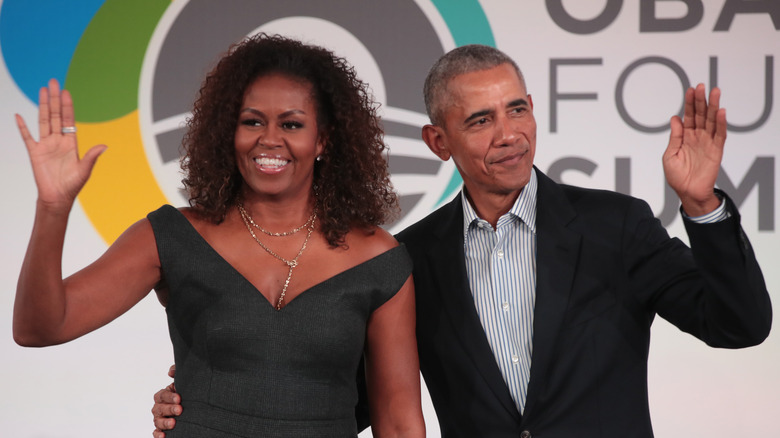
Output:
[493, 115, 518, 146]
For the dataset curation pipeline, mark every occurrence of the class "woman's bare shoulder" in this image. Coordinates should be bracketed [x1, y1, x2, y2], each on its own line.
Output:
[342, 226, 400, 261]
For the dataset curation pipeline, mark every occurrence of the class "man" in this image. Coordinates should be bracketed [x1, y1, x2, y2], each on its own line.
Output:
[153, 45, 771, 437]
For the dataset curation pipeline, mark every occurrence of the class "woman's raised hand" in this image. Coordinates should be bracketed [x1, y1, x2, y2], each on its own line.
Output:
[15, 78, 106, 210]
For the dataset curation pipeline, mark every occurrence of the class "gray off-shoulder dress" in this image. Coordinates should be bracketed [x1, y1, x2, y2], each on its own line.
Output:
[147, 205, 412, 437]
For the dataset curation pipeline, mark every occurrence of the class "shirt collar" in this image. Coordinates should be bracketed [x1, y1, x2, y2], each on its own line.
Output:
[461, 168, 538, 237]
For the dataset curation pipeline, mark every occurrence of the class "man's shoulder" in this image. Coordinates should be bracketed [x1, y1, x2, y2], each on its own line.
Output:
[396, 197, 460, 243]
[541, 177, 652, 225]
[558, 183, 636, 206]
[536, 168, 638, 209]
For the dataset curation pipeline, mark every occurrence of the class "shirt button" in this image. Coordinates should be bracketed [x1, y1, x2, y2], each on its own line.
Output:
[496, 249, 504, 259]
[520, 431, 532, 438]
[502, 302, 510, 312]
[512, 354, 519, 364]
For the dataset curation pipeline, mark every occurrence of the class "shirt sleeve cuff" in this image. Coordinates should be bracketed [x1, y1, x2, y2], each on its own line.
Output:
[682, 193, 729, 224]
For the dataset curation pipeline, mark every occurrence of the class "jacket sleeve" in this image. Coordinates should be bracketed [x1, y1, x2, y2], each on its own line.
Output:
[624, 190, 772, 348]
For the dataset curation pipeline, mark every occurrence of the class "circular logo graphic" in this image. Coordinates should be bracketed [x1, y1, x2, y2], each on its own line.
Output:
[2, 0, 494, 243]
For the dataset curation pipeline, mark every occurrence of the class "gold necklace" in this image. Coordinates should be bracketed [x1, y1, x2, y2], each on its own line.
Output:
[237, 202, 314, 236]
[237, 204, 316, 310]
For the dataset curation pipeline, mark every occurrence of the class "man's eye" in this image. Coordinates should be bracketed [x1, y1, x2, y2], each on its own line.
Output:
[476, 117, 488, 125]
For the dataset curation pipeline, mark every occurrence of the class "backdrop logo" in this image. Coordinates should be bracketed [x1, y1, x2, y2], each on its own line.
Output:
[1, 0, 494, 243]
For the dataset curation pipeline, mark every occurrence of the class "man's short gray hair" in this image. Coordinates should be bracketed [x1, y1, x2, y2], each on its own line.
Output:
[423, 44, 525, 126]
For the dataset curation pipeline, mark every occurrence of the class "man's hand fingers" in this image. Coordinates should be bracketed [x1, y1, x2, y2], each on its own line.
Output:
[693, 83, 707, 129]
[714, 108, 727, 147]
[682, 87, 695, 130]
[705, 87, 722, 136]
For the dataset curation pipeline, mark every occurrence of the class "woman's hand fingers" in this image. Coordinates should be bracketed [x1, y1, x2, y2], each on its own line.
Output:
[16, 78, 106, 208]
[47, 78, 63, 135]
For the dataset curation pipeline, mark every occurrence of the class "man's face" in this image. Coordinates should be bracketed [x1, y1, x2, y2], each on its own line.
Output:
[425, 63, 536, 203]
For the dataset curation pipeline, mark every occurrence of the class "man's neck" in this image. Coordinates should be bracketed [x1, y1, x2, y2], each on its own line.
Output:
[463, 186, 523, 229]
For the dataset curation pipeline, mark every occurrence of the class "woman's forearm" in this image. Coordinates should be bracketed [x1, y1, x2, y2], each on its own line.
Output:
[13, 200, 72, 346]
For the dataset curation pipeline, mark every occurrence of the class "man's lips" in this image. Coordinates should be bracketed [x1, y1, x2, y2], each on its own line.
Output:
[491, 150, 527, 165]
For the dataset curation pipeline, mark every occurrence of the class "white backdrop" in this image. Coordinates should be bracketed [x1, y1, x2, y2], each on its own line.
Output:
[1, 1, 778, 436]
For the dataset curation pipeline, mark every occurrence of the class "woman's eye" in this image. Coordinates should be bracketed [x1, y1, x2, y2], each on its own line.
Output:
[283, 121, 303, 130]
[241, 119, 262, 127]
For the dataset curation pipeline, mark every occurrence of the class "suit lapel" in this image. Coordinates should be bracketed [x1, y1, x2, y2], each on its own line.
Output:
[427, 195, 522, 420]
[522, 170, 581, 420]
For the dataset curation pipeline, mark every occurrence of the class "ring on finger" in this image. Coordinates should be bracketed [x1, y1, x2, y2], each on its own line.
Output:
[61, 126, 77, 134]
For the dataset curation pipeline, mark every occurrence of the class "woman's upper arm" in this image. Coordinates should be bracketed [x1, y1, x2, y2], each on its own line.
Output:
[59, 217, 162, 341]
[364, 275, 425, 437]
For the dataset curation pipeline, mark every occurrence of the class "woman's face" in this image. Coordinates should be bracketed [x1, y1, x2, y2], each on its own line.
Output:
[234, 74, 324, 202]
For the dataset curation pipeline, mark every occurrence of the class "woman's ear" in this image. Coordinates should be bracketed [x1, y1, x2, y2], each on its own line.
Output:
[315, 131, 328, 159]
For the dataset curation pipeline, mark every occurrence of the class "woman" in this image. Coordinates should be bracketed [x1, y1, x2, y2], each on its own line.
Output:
[13, 34, 424, 437]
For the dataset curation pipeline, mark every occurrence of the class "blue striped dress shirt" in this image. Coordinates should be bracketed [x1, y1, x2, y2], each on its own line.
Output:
[461, 169, 727, 415]
[462, 170, 538, 414]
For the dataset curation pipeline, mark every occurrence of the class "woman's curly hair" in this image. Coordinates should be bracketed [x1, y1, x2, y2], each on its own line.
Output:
[182, 33, 398, 247]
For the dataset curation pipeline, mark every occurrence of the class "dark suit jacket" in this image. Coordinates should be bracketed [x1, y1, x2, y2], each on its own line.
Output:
[393, 169, 771, 437]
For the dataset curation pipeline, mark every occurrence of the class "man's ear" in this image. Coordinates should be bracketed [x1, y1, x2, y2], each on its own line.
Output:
[421, 124, 451, 161]
[528, 93, 534, 110]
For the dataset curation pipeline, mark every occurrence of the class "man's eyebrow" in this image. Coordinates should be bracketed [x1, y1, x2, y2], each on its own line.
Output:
[463, 109, 491, 125]
[462, 98, 529, 125]
[507, 98, 529, 108]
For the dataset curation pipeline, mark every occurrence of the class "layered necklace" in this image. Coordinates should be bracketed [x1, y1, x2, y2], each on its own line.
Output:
[237, 202, 316, 310]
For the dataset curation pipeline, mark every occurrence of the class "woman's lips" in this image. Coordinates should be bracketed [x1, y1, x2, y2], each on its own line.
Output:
[253, 155, 290, 173]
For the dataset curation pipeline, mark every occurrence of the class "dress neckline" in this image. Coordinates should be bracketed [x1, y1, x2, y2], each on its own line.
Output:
[163, 205, 404, 311]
